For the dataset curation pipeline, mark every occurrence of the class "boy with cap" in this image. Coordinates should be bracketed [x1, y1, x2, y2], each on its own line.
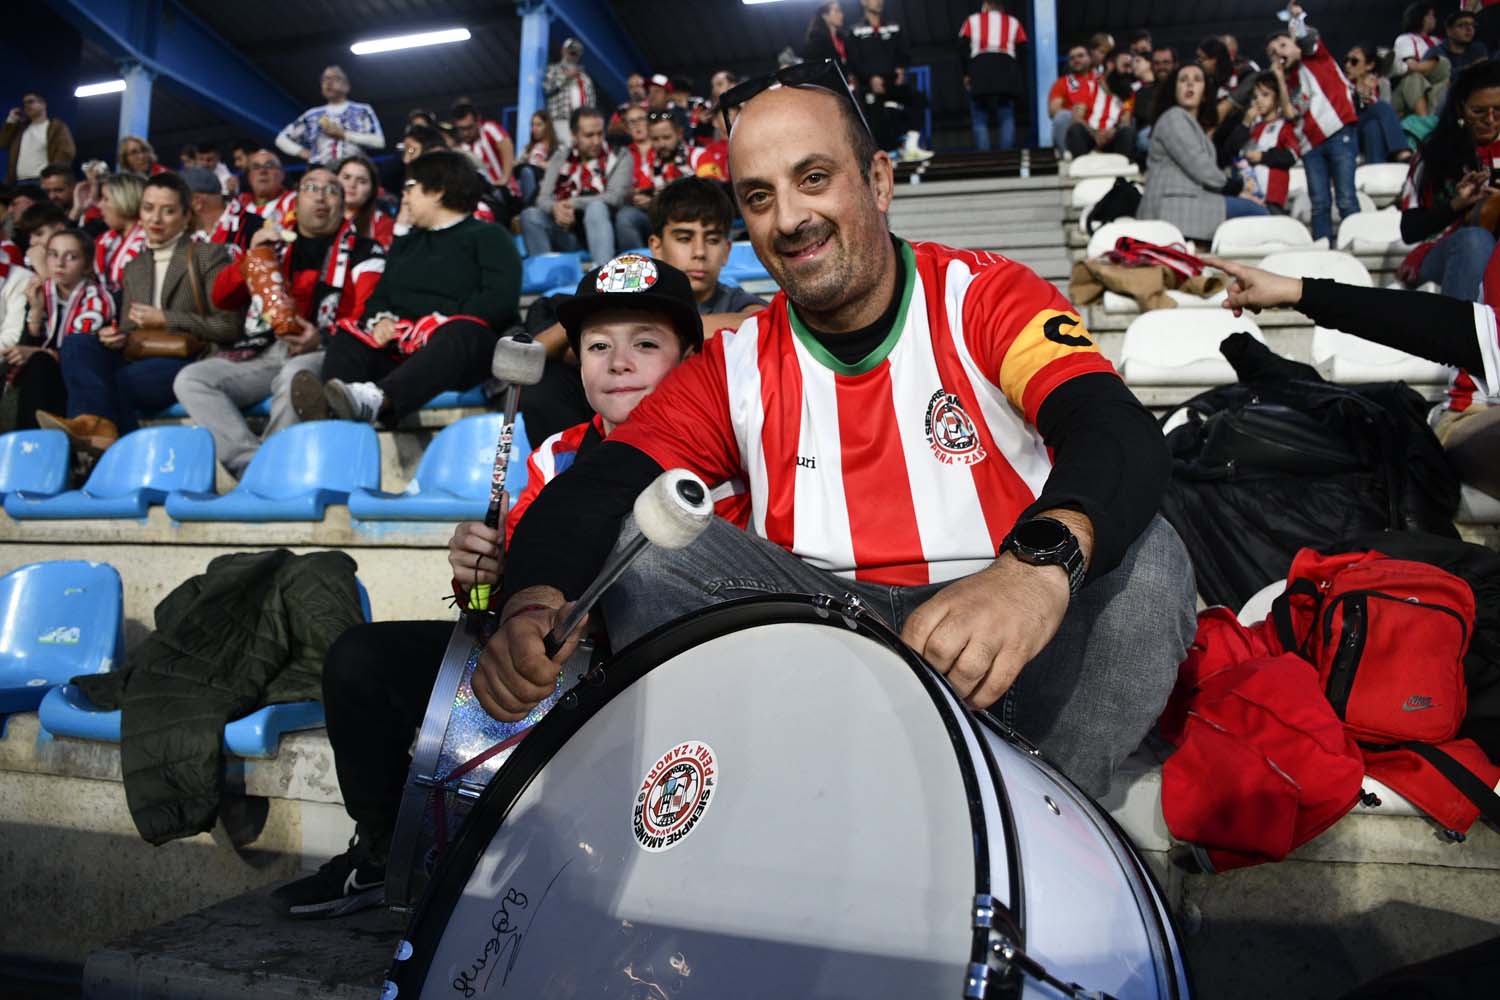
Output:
[270, 254, 740, 920]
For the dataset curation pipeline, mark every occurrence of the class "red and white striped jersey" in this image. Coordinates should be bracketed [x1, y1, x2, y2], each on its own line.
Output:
[1287, 37, 1358, 151]
[236, 189, 296, 230]
[629, 145, 653, 191]
[39, 277, 114, 349]
[95, 222, 146, 293]
[1399, 140, 1500, 212]
[1248, 119, 1300, 207]
[1048, 72, 1097, 111]
[610, 239, 1117, 587]
[1082, 86, 1124, 130]
[458, 118, 514, 189]
[1392, 32, 1440, 75]
[960, 11, 1027, 58]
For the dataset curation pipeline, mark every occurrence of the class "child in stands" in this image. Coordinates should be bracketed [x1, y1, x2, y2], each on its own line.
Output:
[646, 176, 765, 336]
[271, 255, 741, 919]
[9, 229, 112, 429]
[1240, 70, 1301, 213]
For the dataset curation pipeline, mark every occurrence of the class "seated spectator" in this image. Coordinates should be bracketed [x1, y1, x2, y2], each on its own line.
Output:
[520, 107, 634, 263]
[335, 155, 395, 248]
[606, 71, 649, 142]
[1131, 54, 1158, 157]
[1239, 70, 1300, 212]
[117, 135, 161, 177]
[1088, 32, 1116, 74]
[3, 92, 74, 184]
[1267, 3, 1361, 242]
[1128, 29, 1153, 58]
[290, 151, 520, 426]
[8, 228, 110, 429]
[182, 166, 259, 257]
[1047, 44, 1100, 154]
[197, 143, 232, 193]
[1223, 34, 1260, 78]
[544, 38, 597, 143]
[93, 172, 147, 294]
[803, 1, 849, 68]
[645, 111, 707, 192]
[230, 139, 258, 177]
[647, 177, 766, 333]
[621, 106, 652, 195]
[38, 173, 243, 454]
[237, 150, 297, 229]
[398, 123, 447, 166]
[177, 144, 199, 172]
[1399, 59, 1500, 301]
[518, 111, 559, 206]
[16, 201, 67, 279]
[1060, 65, 1137, 160]
[276, 65, 385, 166]
[176, 167, 384, 477]
[1199, 36, 1256, 159]
[38, 164, 73, 213]
[1345, 44, 1412, 165]
[960, 0, 1028, 152]
[451, 100, 516, 195]
[0, 204, 66, 371]
[1436, 9, 1489, 74]
[1392, 4, 1451, 119]
[1141, 63, 1266, 242]
[1152, 45, 1178, 80]
[645, 73, 671, 114]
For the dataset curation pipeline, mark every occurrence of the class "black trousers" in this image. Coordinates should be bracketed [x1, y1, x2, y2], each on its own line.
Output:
[8, 352, 66, 430]
[1066, 122, 1138, 158]
[322, 620, 451, 856]
[321, 318, 501, 422]
[522, 358, 592, 447]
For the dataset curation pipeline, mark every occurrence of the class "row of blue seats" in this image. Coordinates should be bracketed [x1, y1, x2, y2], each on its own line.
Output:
[518, 242, 772, 296]
[0, 559, 368, 756]
[152, 385, 486, 421]
[0, 413, 530, 521]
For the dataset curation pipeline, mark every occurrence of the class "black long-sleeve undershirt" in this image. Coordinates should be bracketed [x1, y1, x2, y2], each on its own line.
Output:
[1297, 277, 1484, 373]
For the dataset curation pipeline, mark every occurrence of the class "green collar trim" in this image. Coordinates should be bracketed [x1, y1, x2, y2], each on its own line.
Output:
[787, 239, 916, 376]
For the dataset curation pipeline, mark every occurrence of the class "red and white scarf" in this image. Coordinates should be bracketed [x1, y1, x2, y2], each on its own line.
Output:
[649, 144, 701, 189]
[39, 277, 115, 349]
[554, 148, 615, 202]
[94, 222, 147, 293]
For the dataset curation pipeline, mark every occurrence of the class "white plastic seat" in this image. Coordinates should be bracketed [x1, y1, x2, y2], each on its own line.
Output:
[1311, 326, 1449, 384]
[1211, 216, 1314, 255]
[1118, 310, 1266, 385]
[1335, 208, 1413, 255]
[1258, 249, 1373, 287]
[1085, 219, 1189, 260]
[1288, 189, 1379, 228]
[1237, 580, 1287, 626]
[1101, 288, 1228, 315]
[1067, 152, 1140, 179]
[1355, 163, 1409, 201]
[1287, 165, 1307, 199]
[1457, 484, 1500, 524]
[1070, 176, 1118, 210]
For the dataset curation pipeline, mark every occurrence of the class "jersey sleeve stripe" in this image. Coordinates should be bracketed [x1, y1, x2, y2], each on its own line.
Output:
[1473, 302, 1500, 402]
[1020, 352, 1121, 425]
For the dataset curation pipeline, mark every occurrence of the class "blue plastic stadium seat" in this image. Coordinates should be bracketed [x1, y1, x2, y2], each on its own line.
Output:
[4, 426, 215, 520]
[423, 385, 489, 409]
[165, 421, 379, 521]
[37, 580, 373, 757]
[721, 241, 770, 283]
[514, 233, 527, 259]
[0, 430, 70, 501]
[522, 251, 586, 294]
[349, 413, 530, 521]
[155, 397, 270, 420]
[0, 561, 123, 717]
[541, 283, 577, 299]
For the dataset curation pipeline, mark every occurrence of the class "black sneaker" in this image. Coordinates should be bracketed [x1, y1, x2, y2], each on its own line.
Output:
[289, 369, 331, 421]
[269, 847, 386, 919]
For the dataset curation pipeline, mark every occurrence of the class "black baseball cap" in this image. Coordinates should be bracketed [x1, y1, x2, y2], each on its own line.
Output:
[558, 253, 703, 355]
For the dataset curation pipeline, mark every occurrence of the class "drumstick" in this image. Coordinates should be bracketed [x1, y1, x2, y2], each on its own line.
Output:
[542, 468, 713, 658]
[468, 333, 548, 615]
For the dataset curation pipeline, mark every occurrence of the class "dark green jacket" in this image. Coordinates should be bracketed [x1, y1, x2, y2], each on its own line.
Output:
[75, 550, 363, 845]
[361, 215, 521, 330]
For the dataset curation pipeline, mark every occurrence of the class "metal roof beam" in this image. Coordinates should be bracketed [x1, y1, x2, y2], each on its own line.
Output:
[45, 0, 301, 138]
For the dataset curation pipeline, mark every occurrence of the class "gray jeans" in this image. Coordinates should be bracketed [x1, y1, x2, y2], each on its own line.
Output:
[600, 514, 1196, 797]
[172, 343, 324, 476]
[520, 201, 616, 263]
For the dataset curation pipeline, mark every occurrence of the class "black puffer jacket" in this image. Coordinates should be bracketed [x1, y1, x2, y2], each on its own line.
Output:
[75, 549, 362, 845]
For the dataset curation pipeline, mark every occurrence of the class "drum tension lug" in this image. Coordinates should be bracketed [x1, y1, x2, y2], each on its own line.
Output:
[983, 932, 1119, 1000]
[811, 592, 868, 630]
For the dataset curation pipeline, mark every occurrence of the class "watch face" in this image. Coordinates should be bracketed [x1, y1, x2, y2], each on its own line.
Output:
[1013, 517, 1069, 553]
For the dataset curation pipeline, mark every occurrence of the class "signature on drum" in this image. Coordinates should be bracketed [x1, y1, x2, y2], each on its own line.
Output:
[452, 859, 572, 996]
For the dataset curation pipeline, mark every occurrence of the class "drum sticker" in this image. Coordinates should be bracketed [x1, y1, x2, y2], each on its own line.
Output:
[632, 741, 717, 852]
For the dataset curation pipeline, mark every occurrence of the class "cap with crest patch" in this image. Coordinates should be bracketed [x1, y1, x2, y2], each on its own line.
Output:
[558, 253, 703, 355]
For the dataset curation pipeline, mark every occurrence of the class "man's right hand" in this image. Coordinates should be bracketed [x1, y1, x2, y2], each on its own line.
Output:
[472, 588, 589, 721]
[5, 108, 20, 125]
[553, 200, 576, 227]
[281, 316, 320, 355]
[1205, 256, 1304, 315]
[370, 317, 398, 346]
[1452, 169, 1497, 213]
[449, 519, 503, 588]
[249, 224, 281, 249]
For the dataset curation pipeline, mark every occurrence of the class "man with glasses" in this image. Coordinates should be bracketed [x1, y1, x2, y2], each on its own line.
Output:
[235, 150, 297, 231]
[174, 166, 385, 477]
[480, 59, 1196, 801]
[521, 107, 635, 264]
[3, 92, 75, 184]
[1436, 11, 1490, 74]
[276, 65, 385, 166]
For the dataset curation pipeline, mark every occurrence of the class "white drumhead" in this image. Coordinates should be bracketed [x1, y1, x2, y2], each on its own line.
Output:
[414, 620, 982, 997]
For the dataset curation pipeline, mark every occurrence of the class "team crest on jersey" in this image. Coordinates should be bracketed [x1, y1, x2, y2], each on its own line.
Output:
[632, 740, 717, 853]
[924, 390, 987, 466]
[597, 253, 658, 294]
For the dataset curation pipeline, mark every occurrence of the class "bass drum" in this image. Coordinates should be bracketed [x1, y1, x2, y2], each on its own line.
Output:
[384, 596, 1189, 999]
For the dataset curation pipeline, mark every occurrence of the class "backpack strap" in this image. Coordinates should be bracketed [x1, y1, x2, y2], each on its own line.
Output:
[1402, 743, 1500, 828]
[1269, 578, 1323, 656]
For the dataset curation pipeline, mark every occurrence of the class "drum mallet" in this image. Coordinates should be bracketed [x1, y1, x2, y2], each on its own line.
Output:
[542, 468, 713, 657]
[467, 333, 548, 616]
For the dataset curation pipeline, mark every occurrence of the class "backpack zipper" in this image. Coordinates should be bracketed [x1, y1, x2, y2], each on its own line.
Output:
[1319, 589, 1469, 716]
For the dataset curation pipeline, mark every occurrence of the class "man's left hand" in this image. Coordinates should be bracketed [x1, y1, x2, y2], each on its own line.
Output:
[282, 316, 320, 355]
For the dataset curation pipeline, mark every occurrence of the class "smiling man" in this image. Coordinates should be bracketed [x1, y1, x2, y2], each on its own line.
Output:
[481, 62, 1195, 798]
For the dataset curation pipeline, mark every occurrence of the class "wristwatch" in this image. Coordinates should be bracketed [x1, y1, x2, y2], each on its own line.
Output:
[1001, 517, 1087, 596]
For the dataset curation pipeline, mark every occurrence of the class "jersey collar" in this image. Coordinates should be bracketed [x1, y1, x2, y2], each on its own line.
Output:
[786, 237, 916, 377]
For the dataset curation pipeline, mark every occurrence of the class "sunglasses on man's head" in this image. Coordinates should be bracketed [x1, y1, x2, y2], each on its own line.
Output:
[718, 59, 872, 139]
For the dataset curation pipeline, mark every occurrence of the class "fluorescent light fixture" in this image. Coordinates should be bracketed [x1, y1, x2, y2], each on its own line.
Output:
[75, 79, 126, 98]
[742, 0, 793, 5]
[350, 27, 470, 55]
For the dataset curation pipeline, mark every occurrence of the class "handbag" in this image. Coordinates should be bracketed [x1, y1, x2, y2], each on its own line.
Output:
[124, 244, 208, 361]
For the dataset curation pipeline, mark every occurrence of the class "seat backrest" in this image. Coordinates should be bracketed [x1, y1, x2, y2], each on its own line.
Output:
[1335, 208, 1405, 251]
[1120, 310, 1266, 367]
[1258, 249, 1373, 287]
[239, 421, 381, 499]
[1210, 216, 1314, 255]
[522, 252, 585, 294]
[725, 242, 767, 276]
[1287, 166, 1307, 197]
[1311, 326, 1448, 378]
[1068, 152, 1135, 178]
[82, 426, 215, 499]
[1070, 176, 1116, 209]
[408, 413, 531, 498]
[1085, 219, 1189, 260]
[1355, 162, 1408, 197]
[0, 560, 122, 676]
[0, 430, 70, 497]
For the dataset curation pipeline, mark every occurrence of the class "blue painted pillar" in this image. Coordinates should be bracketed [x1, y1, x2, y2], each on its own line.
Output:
[117, 62, 154, 146]
[517, 1, 550, 137]
[1031, 0, 1058, 148]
